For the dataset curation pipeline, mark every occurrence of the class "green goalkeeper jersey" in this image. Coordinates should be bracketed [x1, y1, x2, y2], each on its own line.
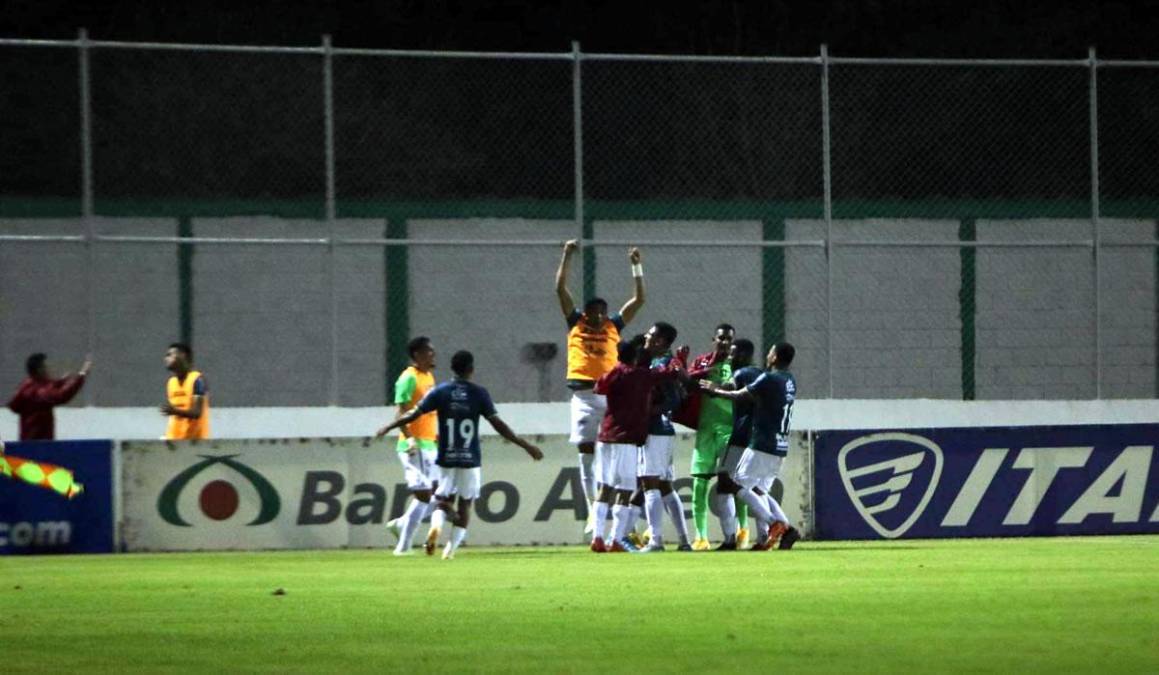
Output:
[697, 361, 733, 431]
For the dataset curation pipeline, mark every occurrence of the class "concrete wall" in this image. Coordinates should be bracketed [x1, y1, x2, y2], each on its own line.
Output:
[0, 218, 179, 407]
[2, 216, 1155, 407]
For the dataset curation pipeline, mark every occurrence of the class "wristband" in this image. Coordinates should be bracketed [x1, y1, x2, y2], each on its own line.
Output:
[631, 263, 643, 278]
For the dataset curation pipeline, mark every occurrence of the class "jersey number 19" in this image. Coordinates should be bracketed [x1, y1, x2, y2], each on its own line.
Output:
[445, 418, 476, 449]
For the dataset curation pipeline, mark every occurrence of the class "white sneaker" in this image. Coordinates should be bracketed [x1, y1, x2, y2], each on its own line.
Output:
[442, 543, 455, 560]
[385, 518, 402, 544]
[392, 548, 414, 556]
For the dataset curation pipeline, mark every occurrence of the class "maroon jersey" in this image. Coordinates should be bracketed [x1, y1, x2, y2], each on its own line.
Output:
[7, 375, 86, 440]
[595, 362, 680, 446]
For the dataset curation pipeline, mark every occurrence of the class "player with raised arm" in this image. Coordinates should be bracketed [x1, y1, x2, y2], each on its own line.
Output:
[700, 342, 801, 551]
[636, 322, 694, 552]
[382, 337, 440, 555]
[377, 350, 543, 559]
[555, 240, 644, 534]
[713, 339, 762, 550]
[591, 335, 685, 553]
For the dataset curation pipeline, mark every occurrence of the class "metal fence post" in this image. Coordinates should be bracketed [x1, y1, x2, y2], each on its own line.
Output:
[79, 28, 96, 405]
[820, 44, 834, 398]
[323, 34, 339, 406]
[572, 41, 589, 297]
[1088, 46, 1102, 399]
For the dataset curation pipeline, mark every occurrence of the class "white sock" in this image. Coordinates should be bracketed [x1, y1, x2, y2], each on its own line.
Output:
[663, 491, 690, 544]
[644, 490, 664, 546]
[737, 487, 774, 523]
[396, 498, 427, 551]
[625, 504, 642, 534]
[449, 525, 467, 552]
[430, 506, 447, 534]
[593, 501, 611, 540]
[765, 493, 790, 525]
[716, 492, 738, 539]
[755, 518, 770, 545]
[422, 499, 437, 520]
[610, 504, 629, 541]
[578, 453, 595, 504]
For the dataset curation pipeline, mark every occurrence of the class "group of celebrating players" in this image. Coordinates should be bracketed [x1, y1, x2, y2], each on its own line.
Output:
[375, 240, 799, 558]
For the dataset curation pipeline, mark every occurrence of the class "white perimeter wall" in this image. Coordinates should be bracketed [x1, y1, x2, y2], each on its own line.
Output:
[2, 400, 1156, 441]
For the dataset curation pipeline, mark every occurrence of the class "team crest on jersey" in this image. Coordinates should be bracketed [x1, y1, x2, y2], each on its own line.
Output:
[837, 432, 943, 539]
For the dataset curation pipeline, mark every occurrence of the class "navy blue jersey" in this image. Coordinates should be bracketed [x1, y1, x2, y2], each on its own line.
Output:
[727, 365, 764, 448]
[745, 370, 796, 457]
[415, 378, 497, 468]
[647, 353, 684, 436]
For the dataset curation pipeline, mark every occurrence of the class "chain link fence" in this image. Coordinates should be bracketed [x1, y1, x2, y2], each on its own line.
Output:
[1, 36, 1157, 406]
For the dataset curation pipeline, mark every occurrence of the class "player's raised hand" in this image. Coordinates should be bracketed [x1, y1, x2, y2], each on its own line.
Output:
[563, 239, 579, 254]
[629, 247, 641, 264]
[675, 345, 690, 362]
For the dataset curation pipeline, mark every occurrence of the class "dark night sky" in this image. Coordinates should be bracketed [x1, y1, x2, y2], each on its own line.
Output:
[3, 0, 1159, 59]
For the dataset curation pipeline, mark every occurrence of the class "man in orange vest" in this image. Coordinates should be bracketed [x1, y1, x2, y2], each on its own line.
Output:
[555, 239, 644, 532]
[160, 342, 209, 440]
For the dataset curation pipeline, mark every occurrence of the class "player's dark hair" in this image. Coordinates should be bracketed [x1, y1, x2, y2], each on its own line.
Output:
[733, 338, 755, 362]
[774, 342, 796, 367]
[407, 336, 431, 359]
[617, 335, 645, 364]
[168, 342, 193, 360]
[451, 350, 474, 377]
[651, 321, 677, 346]
[583, 297, 608, 314]
[715, 323, 735, 335]
[26, 353, 46, 377]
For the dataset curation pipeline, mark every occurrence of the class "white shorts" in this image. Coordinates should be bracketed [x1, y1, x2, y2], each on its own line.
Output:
[569, 389, 607, 445]
[595, 441, 637, 491]
[435, 467, 483, 500]
[732, 448, 784, 491]
[398, 449, 440, 491]
[720, 445, 746, 477]
[638, 435, 675, 478]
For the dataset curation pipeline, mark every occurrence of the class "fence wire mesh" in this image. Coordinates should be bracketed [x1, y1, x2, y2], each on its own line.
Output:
[0, 39, 1156, 406]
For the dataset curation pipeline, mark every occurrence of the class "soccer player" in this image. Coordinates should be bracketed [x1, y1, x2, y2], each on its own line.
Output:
[160, 343, 209, 440]
[713, 339, 762, 550]
[700, 342, 801, 551]
[678, 324, 735, 550]
[554, 240, 644, 530]
[591, 335, 684, 553]
[381, 337, 440, 555]
[377, 350, 543, 559]
[636, 322, 693, 552]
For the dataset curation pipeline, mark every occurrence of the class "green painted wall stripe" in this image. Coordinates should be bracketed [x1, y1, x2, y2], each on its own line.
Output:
[959, 218, 977, 401]
[582, 218, 596, 304]
[385, 218, 409, 401]
[177, 216, 193, 345]
[763, 219, 786, 349]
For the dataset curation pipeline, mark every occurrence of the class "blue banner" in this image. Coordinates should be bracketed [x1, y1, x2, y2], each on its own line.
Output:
[0, 440, 115, 554]
[813, 424, 1159, 540]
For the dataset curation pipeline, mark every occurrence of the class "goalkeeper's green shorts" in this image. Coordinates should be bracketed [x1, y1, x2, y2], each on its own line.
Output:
[690, 426, 732, 476]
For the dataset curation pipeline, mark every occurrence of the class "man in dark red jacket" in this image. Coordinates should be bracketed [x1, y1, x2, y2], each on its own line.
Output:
[7, 353, 92, 440]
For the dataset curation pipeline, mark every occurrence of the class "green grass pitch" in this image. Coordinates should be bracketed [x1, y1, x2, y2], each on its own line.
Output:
[2, 536, 1156, 673]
